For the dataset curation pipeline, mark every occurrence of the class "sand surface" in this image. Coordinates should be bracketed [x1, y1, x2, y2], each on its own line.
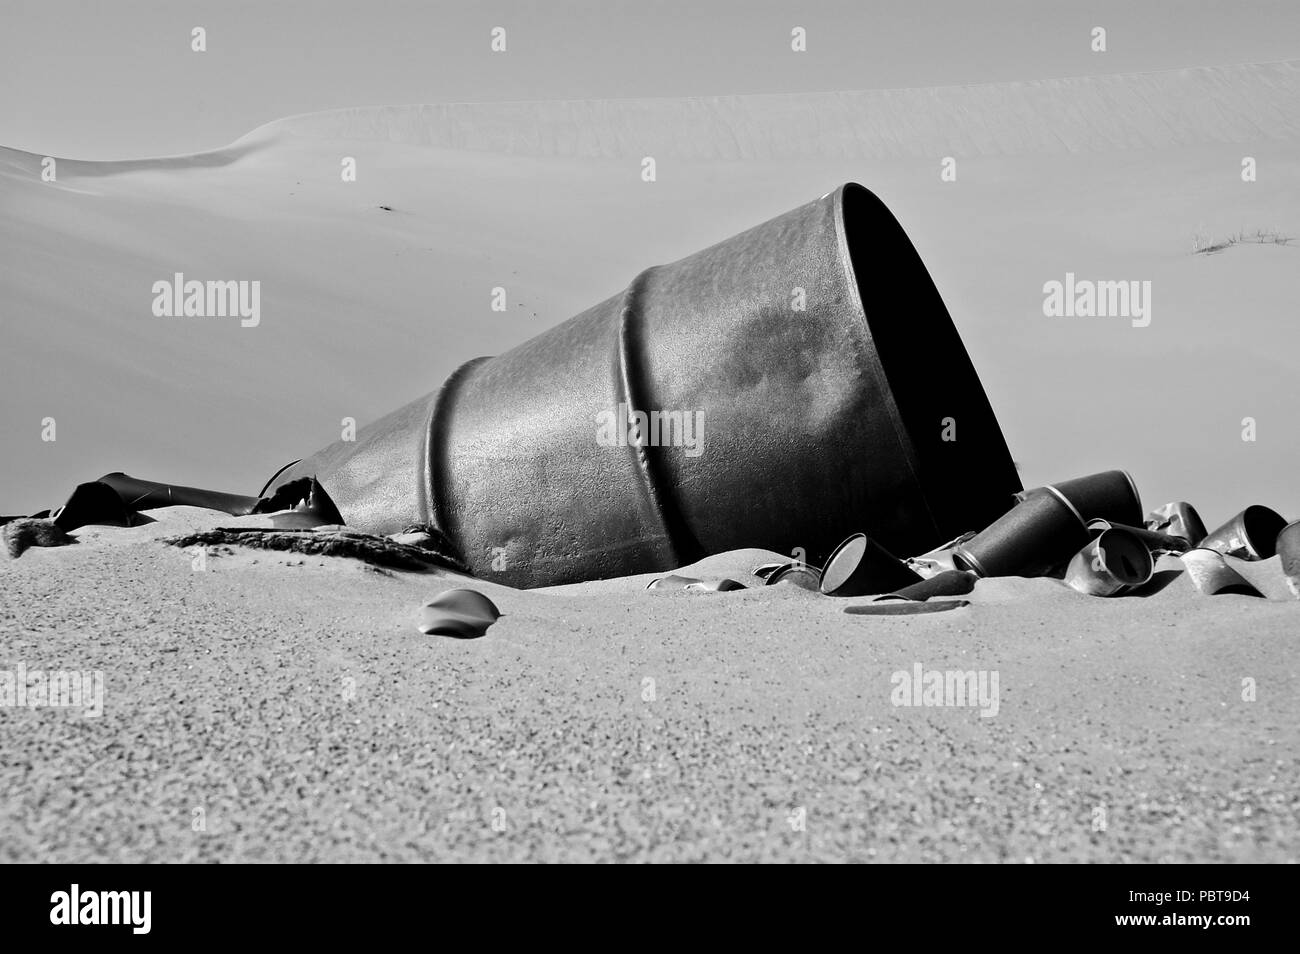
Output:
[2, 508, 1297, 862]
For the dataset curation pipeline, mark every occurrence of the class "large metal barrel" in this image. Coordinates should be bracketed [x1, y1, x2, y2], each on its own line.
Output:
[264, 183, 1021, 587]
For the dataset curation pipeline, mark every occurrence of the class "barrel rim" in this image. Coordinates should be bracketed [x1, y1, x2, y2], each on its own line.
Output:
[833, 180, 1022, 544]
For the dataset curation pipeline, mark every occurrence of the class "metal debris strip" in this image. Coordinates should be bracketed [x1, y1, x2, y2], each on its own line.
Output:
[1279, 523, 1300, 598]
[165, 527, 468, 573]
[875, 569, 977, 603]
[764, 563, 822, 591]
[845, 600, 969, 616]
[1146, 501, 1208, 545]
[1179, 548, 1264, 598]
[664, 476, 1296, 604]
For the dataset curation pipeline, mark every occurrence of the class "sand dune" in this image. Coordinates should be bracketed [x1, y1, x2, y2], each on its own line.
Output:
[240, 60, 1300, 159]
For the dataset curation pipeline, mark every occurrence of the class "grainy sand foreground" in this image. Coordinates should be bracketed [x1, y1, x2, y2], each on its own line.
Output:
[2, 507, 1296, 862]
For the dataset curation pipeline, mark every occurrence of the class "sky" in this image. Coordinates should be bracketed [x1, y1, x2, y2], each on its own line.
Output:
[4, 0, 1300, 159]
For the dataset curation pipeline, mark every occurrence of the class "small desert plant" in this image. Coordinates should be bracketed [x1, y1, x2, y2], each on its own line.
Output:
[1192, 227, 1292, 255]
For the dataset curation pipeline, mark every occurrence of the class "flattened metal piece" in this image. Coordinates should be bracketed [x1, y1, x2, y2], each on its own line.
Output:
[1197, 505, 1287, 561]
[876, 569, 977, 602]
[646, 574, 703, 590]
[1145, 501, 1208, 546]
[684, 578, 748, 592]
[1275, 521, 1300, 599]
[845, 600, 969, 616]
[418, 589, 502, 638]
[1179, 547, 1264, 597]
[765, 562, 823, 591]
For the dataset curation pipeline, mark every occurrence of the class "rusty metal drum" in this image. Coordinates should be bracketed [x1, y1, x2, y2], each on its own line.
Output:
[264, 183, 1021, 587]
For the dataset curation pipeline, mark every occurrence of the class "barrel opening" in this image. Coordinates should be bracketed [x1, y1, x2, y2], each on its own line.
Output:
[1242, 505, 1286, 558]
[838, 182, 1022, 543]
